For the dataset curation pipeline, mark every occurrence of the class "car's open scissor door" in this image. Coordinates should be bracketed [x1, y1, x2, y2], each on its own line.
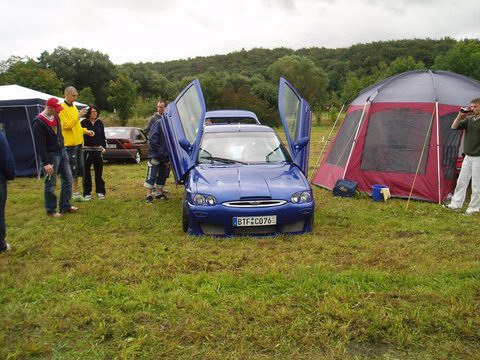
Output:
[278, 77, 312, 176]
[162, 79, 206, 183]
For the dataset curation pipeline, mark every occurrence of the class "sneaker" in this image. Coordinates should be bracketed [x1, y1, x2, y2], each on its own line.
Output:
[442, 204, 460, 211]
[84, 194, 93, 201]
[145, 195, 154, 204]
[155, 192, 168, 200]
[97, 193, 105, 200]
[0, 243, 11, 252]
[155, 194, 168, 200]
[465, 209, 479, 216]
[73, 193, 90, 202]
[47, 212, 63, 218]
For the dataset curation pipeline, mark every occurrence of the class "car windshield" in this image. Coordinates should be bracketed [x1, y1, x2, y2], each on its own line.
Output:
[105, 128, 131, 138]
[198, 131, 290, 164]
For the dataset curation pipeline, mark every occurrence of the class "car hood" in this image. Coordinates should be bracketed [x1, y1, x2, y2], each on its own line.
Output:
[188, 163, 310, 202]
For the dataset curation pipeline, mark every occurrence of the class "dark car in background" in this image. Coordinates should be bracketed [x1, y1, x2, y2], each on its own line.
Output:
[103, 127, 148, 163]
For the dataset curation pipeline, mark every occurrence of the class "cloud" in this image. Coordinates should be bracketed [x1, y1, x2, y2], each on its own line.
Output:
[0, 0, 479, 64]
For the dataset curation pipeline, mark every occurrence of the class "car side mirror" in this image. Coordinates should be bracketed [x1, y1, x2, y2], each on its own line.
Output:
[179, 138, 192, 153]
[294, 137, 309, 151]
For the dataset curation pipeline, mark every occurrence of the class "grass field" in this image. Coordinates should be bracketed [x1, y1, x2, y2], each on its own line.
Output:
[1, 126, 479, 359]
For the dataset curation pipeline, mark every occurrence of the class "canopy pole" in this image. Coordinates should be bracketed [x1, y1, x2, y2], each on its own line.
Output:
[309, 103, 346, 182]
[435, 102, 442, 204]
[342, 101, 369, 179]
[26, 105, 41, 179]
[405, 104, 436, 211]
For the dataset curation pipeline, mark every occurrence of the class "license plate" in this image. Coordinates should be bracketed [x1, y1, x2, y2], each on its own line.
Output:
[106, 144, 116, 148]
[233, 215, 277, 227]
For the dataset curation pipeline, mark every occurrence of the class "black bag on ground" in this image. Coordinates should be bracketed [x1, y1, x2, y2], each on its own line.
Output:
[333, 179, 358, 197]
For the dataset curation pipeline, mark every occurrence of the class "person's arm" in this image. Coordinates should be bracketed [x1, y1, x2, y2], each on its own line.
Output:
[100, 121, 107, 149]
[149, 121, 161, 152]
[0, 133, 16, 180]
[58, 106, 79, 129]
[80, 119, 95, 137]
[33, 123, 50, 167]
[452, 112, 468, 129]
[144, 116, 155, 135]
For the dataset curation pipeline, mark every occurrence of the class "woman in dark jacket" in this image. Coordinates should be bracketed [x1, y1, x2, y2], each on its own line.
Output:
[0, 132, 16, 252]
[81, 105, 107, 200]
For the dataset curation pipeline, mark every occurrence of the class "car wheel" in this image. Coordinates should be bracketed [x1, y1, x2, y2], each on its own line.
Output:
[134, 150, 141, 164]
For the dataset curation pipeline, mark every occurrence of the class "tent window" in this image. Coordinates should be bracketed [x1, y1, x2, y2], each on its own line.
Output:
[440, 112, 462, 180]
[360, 108, 432, 173]
[325, 109, 363, 167]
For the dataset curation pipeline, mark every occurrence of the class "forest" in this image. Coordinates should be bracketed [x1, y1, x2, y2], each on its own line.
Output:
[1, 38, 479, 126]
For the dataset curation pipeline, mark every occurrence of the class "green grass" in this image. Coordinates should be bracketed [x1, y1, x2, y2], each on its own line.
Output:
[1, 126, 479, 359]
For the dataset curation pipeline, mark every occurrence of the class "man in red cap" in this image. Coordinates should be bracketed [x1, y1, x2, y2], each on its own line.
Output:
[32, 98, 78, 217]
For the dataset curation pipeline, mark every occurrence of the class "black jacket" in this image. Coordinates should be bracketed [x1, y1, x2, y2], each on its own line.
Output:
[81, 118, 107, 148]
[148, 116, 169, 162]
[32, 115, 65, 166]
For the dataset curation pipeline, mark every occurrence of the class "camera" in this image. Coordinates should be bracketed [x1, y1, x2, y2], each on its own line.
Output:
[460, 106, 472, 114]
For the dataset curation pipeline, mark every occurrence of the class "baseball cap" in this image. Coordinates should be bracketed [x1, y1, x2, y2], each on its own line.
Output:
[45, 98, 64, 112]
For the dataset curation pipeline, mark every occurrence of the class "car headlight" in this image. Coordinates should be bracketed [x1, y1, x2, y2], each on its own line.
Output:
[291, 191, 312, 203]
[192, 194, 217, 206]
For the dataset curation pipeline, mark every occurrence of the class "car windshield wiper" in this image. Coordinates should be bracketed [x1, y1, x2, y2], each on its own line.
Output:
[201, 155, 248, 165]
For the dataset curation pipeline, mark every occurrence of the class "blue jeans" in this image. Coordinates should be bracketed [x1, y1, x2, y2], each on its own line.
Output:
[143, 158, 168, 189]
[0, 180, 7, 251]
[44, 149, 73, 214]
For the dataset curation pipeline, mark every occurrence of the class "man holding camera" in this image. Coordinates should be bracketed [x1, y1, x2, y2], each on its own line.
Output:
[446, 97, 480, 215]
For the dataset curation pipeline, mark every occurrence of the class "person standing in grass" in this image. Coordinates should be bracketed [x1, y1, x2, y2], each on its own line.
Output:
[144, 108, 169, 204]
[81, 105, 107, 200]
[144, 99, 169, 200]
[33, 98, 78, 218]
[446, 97, 480, 215]
[0, 131, 16, 253]
[59, 86, 94, 202]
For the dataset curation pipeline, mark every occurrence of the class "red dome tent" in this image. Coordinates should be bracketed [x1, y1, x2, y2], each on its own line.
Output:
[312, 70, 480, 203]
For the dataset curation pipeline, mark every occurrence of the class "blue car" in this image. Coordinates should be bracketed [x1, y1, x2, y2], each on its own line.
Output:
[162, 77, 314, 236]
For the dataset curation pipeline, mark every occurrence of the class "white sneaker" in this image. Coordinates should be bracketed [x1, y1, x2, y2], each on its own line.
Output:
[97, 193, 105, 200]
[73, 193, 91, 202]
[84, 195, 93, 201]
[465, 209, 479, 215]
[1, 242, 11, 252]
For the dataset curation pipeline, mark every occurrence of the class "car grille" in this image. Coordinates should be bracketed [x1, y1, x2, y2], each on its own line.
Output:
[223, 200, 286, 208]
[233, 225, 277, 235]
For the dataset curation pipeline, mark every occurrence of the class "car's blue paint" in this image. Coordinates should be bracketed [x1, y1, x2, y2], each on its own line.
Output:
[162, 77, 314, 236]
[163, 79, 206, 183]
[278, 78, 312, 175]
[189, 163, 310, 203]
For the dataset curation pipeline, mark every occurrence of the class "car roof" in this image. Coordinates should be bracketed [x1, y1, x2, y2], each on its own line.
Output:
[203, 123, 274, 133]
[205, 110, 260, 124]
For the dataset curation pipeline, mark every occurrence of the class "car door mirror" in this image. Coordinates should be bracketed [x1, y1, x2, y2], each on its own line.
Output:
[294, 136, 309, 151]
[179, 138, 192, 154]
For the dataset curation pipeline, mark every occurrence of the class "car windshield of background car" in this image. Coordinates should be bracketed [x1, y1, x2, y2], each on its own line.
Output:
[198, 131, 288, 164]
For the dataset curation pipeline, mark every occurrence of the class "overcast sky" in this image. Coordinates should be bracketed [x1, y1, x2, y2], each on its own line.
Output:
[1, 0, 479, 65]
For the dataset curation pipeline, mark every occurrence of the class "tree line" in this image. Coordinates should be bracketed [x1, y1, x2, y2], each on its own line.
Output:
[1, 38, 479, 127]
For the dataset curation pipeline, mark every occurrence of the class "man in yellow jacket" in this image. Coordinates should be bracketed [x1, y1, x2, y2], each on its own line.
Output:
[59, 86, 94, 202]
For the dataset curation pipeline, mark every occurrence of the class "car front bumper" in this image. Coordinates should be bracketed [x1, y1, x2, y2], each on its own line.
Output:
[186, 201, 314, 236]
